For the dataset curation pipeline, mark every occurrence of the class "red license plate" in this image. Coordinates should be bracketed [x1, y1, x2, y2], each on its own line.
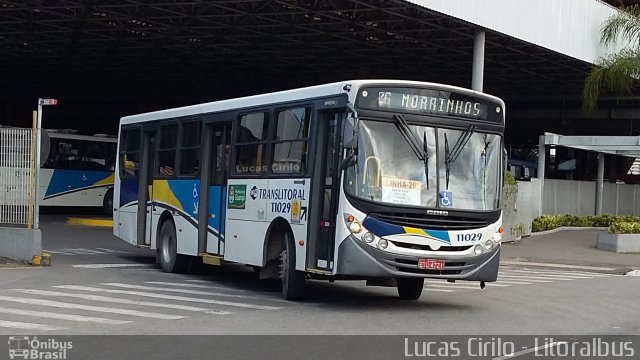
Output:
[418, 258, 446, 270]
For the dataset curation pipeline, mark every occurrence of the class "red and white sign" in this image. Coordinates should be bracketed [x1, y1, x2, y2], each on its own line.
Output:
[39, 99, 58, 106]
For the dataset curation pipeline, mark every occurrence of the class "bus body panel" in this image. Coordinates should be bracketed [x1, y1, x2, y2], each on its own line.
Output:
[173, 214, 199, 256]
[116, 178, 139, 245]
[206, 185, 226, 255]
[39, 168, 113, 207]
[224, 178, 309, 270]
[150, 179, 201, 256]
[41, 131, 117, 209]
[224, 219, 270, 266]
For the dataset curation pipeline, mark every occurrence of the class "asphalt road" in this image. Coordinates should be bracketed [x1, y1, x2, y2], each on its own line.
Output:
[0, 215, 638, 338]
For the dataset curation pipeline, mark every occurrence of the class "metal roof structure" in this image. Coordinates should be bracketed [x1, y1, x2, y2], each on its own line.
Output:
[543, 132, 640, 158]
[0, 0, 594, 103]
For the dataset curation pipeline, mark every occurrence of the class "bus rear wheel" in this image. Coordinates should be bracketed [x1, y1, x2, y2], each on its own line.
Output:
[279, 232, 305, 300]
[396, 278, 424, 300]
[158, 220, 188, 273]
[103, 188, 113, 216]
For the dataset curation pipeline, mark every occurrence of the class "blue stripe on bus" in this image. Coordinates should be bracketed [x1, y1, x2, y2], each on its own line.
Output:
[45, 169, 112, 197]
[362, 216, 450, 243]
[208, 186, 225, 236]
[119, 179, 139, 207]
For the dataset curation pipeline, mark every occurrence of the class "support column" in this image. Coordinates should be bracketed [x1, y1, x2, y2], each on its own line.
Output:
[596, 153, 605, 215]
[537, 135, 546, 216]
[472, 30, 486, 92]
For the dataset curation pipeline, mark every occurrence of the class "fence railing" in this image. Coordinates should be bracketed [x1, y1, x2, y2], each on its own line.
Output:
[0, 127, 35, 225]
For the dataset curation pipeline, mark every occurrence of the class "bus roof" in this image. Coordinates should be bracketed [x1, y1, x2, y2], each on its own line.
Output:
[120, 79, 505, 125]
[45, 131, 117, 142]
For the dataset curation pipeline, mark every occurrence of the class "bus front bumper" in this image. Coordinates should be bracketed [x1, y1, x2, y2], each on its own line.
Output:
[335, 235, 500, 282]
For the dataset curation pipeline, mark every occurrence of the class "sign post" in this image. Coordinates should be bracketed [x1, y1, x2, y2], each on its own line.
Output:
[34, 98, 58, 230]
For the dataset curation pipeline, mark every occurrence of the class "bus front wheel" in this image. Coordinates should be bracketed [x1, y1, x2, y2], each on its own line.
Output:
[280, 232, 305, 300]
[158, 220, 188, 273]
[396, 278, 424, 300]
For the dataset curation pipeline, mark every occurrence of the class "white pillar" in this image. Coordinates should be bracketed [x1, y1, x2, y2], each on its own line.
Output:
[34, 101, 43, 230]
[596, 153, 605, 215]
[537, 135, 546, 216]
[472, 30, 486, 92]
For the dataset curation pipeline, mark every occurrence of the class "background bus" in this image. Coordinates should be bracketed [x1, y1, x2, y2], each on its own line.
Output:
[40, 130, 117, 214]
[114, 80, 505, 300]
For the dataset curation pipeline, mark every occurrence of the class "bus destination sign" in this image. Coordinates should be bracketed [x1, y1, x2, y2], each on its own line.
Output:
[356, 87, 503, 123]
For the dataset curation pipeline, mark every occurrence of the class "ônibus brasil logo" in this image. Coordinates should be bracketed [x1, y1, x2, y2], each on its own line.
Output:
[8, 336, 72, 360]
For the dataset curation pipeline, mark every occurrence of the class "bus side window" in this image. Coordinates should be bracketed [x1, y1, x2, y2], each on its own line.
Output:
[271, 107, 310, 174]
[120, 128, 141, 177]
[157, 124, 178, 177]
[178, 120, 201, 176]
[234, 112, 268, 175]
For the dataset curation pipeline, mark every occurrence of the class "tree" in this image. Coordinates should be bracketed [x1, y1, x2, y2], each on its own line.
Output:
[582, 5, 640, 111]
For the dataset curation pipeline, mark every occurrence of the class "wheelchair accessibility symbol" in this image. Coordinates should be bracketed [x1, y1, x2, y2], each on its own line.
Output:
[439, 191, 453, 208]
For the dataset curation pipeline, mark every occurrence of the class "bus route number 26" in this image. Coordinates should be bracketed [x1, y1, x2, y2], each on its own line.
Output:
[456, 233, 482, 242]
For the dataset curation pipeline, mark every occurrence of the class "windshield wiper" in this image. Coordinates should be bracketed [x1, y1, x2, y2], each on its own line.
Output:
[444, 124, 477, 189]
[393, 114, 429, 189]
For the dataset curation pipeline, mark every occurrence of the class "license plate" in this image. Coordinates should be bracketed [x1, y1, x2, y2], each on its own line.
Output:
[418, 258, 445, 270]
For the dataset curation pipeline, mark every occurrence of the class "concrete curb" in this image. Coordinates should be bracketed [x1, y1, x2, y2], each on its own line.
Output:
[529, 227, 608, 237]
[66, 218, 113, 228]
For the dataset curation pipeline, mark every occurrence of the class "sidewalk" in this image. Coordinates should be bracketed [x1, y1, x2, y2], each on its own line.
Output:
[501, 230, 640, 274]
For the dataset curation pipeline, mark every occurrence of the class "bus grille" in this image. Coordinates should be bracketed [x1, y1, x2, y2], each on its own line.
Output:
[370, 212, 489, 230]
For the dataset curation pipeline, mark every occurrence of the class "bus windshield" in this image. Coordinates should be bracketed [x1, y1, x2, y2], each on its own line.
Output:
[344, 119, 501, 211]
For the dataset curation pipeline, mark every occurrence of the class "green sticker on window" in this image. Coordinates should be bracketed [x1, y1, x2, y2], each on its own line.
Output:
[228, 184, 247, 209]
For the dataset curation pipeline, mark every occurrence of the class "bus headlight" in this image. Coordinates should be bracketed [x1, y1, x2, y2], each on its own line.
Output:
[474, 244, 484, 256]
[344, 214, 363, 234]
[349, 222, 362, 234]
[377, 238, 388, 250]
[362, 232, 374, 243]
[484, 240, 494, 251]
[492, 233, 502, 244]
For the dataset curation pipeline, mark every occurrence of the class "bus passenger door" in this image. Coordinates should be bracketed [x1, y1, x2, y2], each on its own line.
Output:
[308, 111, 342, 271]
[136, 130, 155, 247]
[144, 135, 156, 246]
[198, 121, 231, 256]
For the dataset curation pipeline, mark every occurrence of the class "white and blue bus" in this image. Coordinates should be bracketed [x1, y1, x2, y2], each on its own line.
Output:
[40, 130, 117, 214]
[114, 80, 505, 300]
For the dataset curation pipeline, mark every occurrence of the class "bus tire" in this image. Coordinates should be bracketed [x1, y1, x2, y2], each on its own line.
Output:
[103, 188, 114, 216]
[280, 232, 305, 300]
[158, 220, 188, 273]
[396, 278, 424, 300]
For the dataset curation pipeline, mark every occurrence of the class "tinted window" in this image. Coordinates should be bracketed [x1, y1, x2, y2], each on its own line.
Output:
[237, 113, 268, 142]
[178, 120, 201, 177]
[46, 138, 117, 172]
[120, 129, 141, 177]
[234, 112, 269, 175]
[181, 121, 201, 147]
[271, 107, 310, 174]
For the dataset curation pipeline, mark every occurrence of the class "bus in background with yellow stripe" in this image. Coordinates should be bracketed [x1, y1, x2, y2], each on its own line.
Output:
[113, 80, 506, 300]
[40, 130, 117, 215]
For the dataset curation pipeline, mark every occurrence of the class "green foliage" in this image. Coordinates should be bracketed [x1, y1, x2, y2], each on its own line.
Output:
[609, 221, 640, 234]
[582, 5, 640, 111]
[532, 214, 640, 232]
[504, 171, 517, 186]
